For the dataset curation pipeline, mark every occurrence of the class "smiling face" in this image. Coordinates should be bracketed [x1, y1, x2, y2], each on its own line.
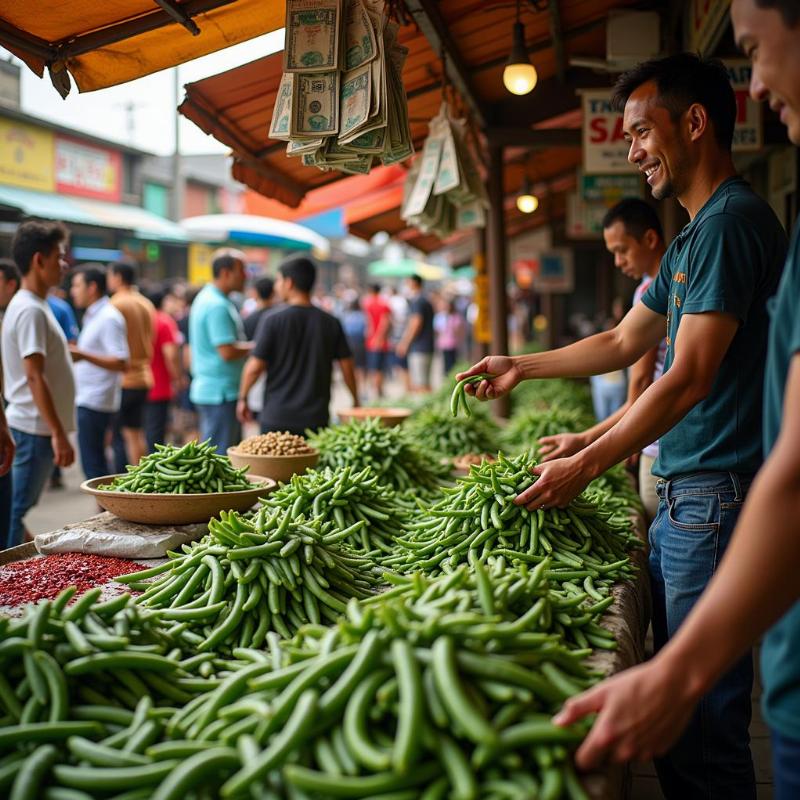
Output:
[623, 81, 695, 201]
[732, 0, 800, 145]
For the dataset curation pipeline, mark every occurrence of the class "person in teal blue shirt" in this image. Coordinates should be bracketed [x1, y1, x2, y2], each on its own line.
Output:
[551, 3, 800, 799]
[188, 249, 252, 454]
[459, 51, 788, 798]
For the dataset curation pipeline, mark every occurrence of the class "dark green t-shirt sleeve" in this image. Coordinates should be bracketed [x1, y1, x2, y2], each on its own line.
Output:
[641, 256, 671, 315]
[683, 213, 763, 322]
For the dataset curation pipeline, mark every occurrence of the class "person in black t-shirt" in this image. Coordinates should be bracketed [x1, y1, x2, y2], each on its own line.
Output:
[243, 276, 277, 341]
[396, 274, 435, 392]
[236, 256, 359, 435]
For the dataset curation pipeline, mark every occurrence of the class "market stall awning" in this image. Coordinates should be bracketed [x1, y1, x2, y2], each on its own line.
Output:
[367, 259, 446, 281]
[177, 0, 633, 250]
[0, 184, 188, 242]
[0, 0, 283, 96]
[179, 213, 331, 259]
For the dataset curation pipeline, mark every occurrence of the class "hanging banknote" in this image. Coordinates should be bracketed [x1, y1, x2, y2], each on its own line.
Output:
[274, 0, 414, 177]
[402, 102, 488, 237]
[291, 72, 339, 137]
[269, 73, 294, 141]
[344, 0, 377, 70]
[284, 0, 341, 73]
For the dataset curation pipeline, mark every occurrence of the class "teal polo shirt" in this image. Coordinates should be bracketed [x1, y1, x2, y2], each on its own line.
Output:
[641, 177, 787, 479]
[188, 284, 246, 405]
[760, 221, 800, 741]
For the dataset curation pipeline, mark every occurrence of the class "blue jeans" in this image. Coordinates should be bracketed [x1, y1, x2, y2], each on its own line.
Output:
[650, 471, 755, 800]
[77, 407, 113, 480]
[590, 373, 627, 420]
[772, 729, 800, 800]
[196, 401, 240, 455]
[9, 429, 54, 549]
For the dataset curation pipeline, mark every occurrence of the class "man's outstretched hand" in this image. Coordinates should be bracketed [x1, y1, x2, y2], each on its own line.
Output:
[456, 356, 523, 401]
[552, 659, 699, 769]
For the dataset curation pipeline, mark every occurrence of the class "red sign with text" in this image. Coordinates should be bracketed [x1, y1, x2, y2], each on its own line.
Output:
[55, 135, 121, 202]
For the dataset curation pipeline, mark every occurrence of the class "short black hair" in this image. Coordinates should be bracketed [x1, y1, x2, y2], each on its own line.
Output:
[78, 265, 107, 296]
[602, 198, 664, 242]
[612, 53, 737, 151]
[279, 256, 316, 293]
[11, 220, 68, 276]
[756, 0, 800, 26]
[212, 252, 244, 279]
[0, 258, 21, 286]
[109, 261, 137, 286]
[254, 276, 274, 301]
[369, 283, 381, 293]
[147, 285, 171, 310]
[409, 274, 423, 288]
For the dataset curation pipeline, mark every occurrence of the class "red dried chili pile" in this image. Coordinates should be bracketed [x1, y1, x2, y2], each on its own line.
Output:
[0, 553, 146, 607]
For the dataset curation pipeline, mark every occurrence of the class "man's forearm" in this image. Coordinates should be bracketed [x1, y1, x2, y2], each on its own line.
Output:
[76, 351, 128, 371]
[239, 357, 265, 399]
[658, 449, 800, 701]
[577, 369, 705, 479]
[27, 372, 67, 438]
[339, 359, 359, 406]
[515, 328, 640, 381]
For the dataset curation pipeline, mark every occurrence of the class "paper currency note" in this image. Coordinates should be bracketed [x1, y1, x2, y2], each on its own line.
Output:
[291, 72, 339, 137]
[339, 64, 371, 140]
[284, 0, 341, 73]
[269, 73, 294, 141]
[433, 119, 460, 196]
[344, 0, 377, 70]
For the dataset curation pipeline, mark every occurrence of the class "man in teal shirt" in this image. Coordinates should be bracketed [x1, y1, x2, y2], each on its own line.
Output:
[458, 52, 787, 797]
[552, 5, 800, 798]
[189, 249, 252, 453]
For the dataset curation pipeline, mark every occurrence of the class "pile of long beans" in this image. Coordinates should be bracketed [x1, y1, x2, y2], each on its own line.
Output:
[258, 466, 410, 555]
[406, 405, 503, 458]
[587, 463, 644, 516]
[83, 564, 595, 799]
[99, 440, 254, 494]
[387, 452, 639, 582]
[116, 509, 384, 645]
[510, 378, 595, 418]
[308, 417, 452, 492]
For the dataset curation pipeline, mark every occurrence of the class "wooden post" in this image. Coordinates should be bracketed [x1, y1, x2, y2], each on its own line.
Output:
[486, 144, 510, 418]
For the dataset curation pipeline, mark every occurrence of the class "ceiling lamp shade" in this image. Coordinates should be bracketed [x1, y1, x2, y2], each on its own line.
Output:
[516, 179, 539, 214]
[503, 22, 538, 96]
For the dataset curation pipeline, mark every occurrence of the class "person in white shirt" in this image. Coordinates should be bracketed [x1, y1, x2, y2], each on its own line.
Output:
[1, 221, 75, 548]
[69, 266, 129, 479]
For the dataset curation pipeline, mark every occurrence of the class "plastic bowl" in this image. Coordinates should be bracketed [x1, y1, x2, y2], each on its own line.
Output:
[80, 474, 276, 525]
[335, 407, 413, 427]
[226, 448, 319, 484]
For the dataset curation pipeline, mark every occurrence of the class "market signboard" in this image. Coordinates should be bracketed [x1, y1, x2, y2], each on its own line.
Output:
[512, 250, 574, 294]
[472, 252, 491, 344]
[55, 136, 122, 201]
[724, 60, 762, 151]
[0, 118, 54, 191]
[581, 90, 633, 175]
[685, 0, 731, 55]
[581, 173, 642, 204]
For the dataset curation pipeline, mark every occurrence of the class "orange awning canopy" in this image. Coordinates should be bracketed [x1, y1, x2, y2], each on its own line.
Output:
[0, 0, 284, 97]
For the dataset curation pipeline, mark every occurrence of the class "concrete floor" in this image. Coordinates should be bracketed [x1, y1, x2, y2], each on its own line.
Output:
[22, 365, 775, 800]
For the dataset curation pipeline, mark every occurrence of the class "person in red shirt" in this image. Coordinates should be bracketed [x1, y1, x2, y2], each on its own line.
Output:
[144, 287, 183, 451]
[362, 284, 392, 399]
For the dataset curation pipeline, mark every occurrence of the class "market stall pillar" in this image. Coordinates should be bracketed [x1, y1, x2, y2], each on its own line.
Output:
[486, 144, 510, 418]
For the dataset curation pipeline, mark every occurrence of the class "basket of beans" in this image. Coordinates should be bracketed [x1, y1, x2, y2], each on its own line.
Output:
[227, 432, 319, 483]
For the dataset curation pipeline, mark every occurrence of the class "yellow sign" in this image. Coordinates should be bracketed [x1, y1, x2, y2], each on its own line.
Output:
[473, 251, 491, 344]
[0, 118, 54, 191]
[188, 243, 214, 285]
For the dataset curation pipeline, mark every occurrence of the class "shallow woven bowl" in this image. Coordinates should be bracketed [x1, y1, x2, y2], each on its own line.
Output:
[226, 448, 319, 484]
[335, 407, 413, 427]
[80, 474, 276, 525]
